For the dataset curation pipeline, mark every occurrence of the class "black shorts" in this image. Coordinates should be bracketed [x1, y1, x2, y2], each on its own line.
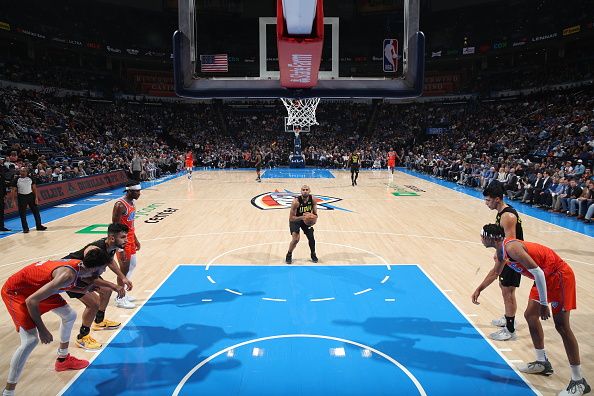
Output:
[66, 291, 85, 299]
[499, 265, 521, 288]
[66, 276, 103, 299]
[351, 165, 360, 173]
[256, 165, 261, 171]
[289, 220, 313, 235]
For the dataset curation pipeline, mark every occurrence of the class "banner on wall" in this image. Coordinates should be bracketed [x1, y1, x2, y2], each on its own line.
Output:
[492, 41, 507, 49]
[426, 127, 450, 135]
[3, 171, 128, 217]
[512, 38, 528, 47]
[15, 28, 45, 39]
[479, 44, 491, 53]
[462, 46, 475, 55]
[531, 32, 558, 42]
[562, 25, 580, 36]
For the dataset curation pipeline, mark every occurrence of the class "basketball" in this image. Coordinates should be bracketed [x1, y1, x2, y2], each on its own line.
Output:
[304, 213, 317, 226]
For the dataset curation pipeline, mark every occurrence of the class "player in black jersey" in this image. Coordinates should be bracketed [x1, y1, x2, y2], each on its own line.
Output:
[472, 181, 524, 341]
[286, 185, 318, 264]
[349, 151, 361, 186]
[63, 223, 133, 350]
[254, 150, 263, 182]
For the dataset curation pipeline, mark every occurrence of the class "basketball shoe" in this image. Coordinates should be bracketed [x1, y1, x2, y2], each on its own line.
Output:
[93, 319, 121, 331]
[489, 327, 517, 341]
[558, 378, 591, 396]
[115, 296, 136, 309]
[519, 360, 554, 376]
[55, 354, 89, 371]
[76, 335, 102, 351]
[492, 316, 516, 328]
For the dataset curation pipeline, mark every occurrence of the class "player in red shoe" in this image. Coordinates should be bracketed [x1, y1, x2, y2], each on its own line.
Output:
[1, 249, 114, 395]
[477, 224, 590, 396]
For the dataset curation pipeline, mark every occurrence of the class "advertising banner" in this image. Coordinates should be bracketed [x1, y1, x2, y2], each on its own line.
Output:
[462, 46, 475, 55]
[4, 171, 128, 217]
[562, 25, 580, 36]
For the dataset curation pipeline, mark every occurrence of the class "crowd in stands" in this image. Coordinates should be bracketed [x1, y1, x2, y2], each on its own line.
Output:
[1, 81, 593, 220]
[0, 87, 183, 184]
[405, 89, 594, 223]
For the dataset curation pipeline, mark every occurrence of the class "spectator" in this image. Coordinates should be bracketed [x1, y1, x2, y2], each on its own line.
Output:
[0, 157, 10, 232]
[561, 179, 582, 215]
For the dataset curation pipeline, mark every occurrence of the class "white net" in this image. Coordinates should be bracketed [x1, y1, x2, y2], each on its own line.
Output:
[280, 97, 320, 128]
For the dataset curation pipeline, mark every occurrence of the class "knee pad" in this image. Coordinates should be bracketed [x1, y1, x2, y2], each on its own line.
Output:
[7, 328, 40, 383]
[54, 304, 77, 324]
[20, 328, 39, 349]
[53, 305, 77, 343]
[127, 254, 137, 279]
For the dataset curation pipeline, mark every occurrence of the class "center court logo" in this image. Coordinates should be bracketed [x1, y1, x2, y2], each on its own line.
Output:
[251, 190, 351, 212]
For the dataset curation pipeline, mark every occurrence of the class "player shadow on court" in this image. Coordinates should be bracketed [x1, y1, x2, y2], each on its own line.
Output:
[82, 323, 256, 395]
[334, 317, 528, 388]
[334, 317, 482, 340]
[143, 289, 265, 308]
[107, 323, 255, 349]
[373, 338, 528, 389]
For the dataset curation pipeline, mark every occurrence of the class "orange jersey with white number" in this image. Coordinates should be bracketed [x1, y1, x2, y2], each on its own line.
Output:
[185, 153, 193, 167]
[387, 151, 398, 166]
[117, 197, 136, 234]
[502, 238, 568, 279]
[2, 259, 81, 296]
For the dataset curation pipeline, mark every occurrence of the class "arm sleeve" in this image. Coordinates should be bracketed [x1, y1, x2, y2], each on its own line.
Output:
[527, 267, 548, 306]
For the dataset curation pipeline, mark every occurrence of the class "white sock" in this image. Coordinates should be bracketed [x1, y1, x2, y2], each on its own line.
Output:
[570, 365, 582, 381]
[57, 348, 69, 358]
[535, 348, 547, 362]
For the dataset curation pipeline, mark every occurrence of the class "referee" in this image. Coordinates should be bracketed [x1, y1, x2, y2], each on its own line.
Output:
[11, 167, 47, 233]
[1, 157, 10, 232]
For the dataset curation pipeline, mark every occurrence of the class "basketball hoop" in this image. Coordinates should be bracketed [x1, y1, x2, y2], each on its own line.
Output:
[281, 97, 320, 129]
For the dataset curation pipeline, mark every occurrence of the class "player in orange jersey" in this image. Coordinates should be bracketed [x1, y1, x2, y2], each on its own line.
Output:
[185, 150, 194, 179]
[1, 249, 117, 396]
[63, 223, 133, 350]
[387, 147, 399, 175]
[112, 181, 141, 309]
[476, 224, 590, 396]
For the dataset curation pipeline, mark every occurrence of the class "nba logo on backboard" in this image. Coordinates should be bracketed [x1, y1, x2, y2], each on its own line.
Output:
[383, 39, 398, 72]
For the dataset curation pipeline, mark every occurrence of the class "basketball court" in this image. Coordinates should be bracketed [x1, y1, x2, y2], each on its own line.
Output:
[1, 169, 592, 395]
[1, 0, 592, 395]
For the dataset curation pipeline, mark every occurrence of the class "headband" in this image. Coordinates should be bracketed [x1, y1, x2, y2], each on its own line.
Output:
[126, 184, 141, 191]
[482, 228, 503, 239]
